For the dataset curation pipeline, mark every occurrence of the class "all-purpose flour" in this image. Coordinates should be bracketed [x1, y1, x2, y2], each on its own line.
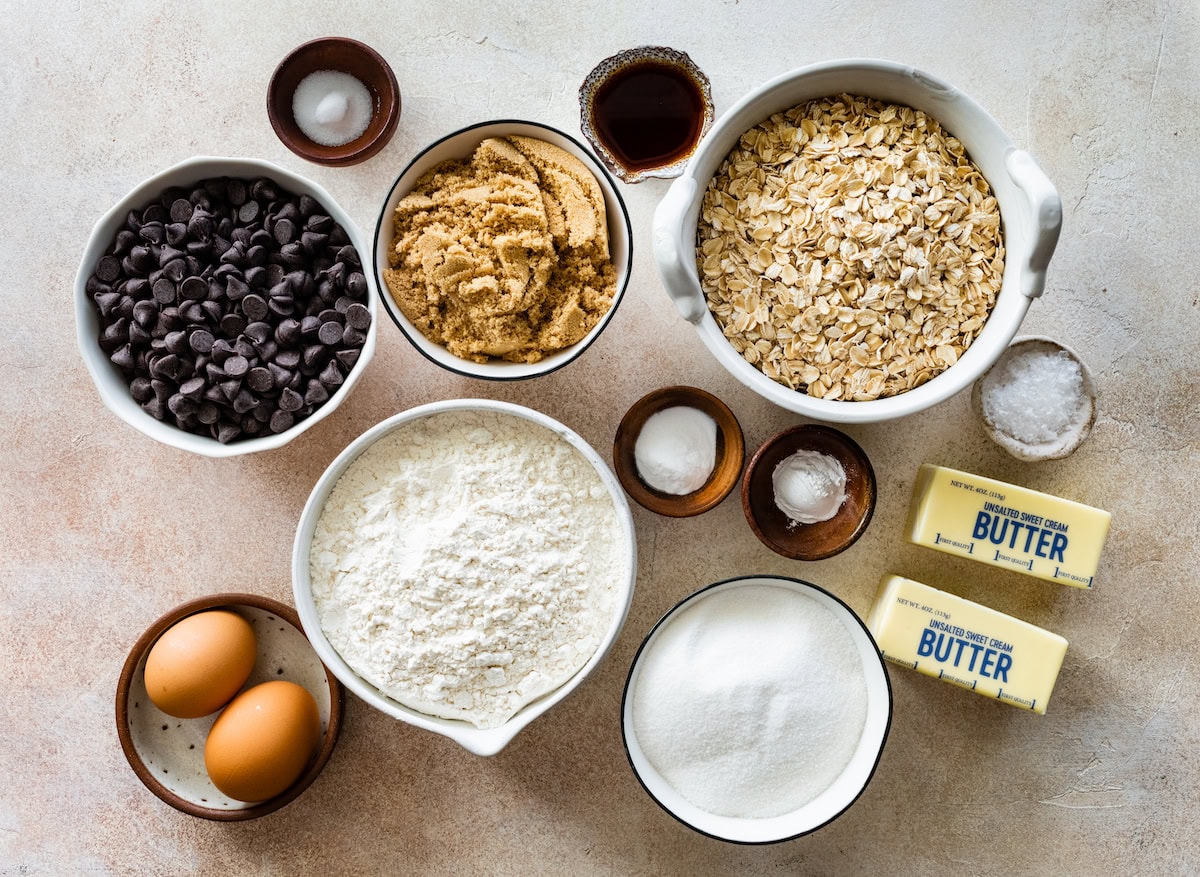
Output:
[309, 409, 626, 729]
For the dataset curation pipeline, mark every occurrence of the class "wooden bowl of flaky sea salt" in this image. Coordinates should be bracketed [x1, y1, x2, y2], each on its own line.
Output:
[972, 336, 1097, 462]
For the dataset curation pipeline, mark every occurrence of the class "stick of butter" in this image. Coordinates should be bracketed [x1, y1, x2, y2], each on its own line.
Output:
[906, 464, 1111, 588]
[868, 574, 1068, 714]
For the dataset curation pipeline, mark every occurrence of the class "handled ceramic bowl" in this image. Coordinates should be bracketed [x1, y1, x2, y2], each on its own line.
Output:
[653, 58, 1062, 424]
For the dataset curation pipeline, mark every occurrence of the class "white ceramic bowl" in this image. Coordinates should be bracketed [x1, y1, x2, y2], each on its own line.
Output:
[373, 120, 633, 380]
[75, 155, 378, 457]
[622, 575, 892, 843]
[972, 335, 1097, 461]
[653, 59, 1063, 423]
[292, 399, 637, 756]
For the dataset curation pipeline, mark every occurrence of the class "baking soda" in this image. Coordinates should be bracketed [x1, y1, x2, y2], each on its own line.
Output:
[631, 585, 868, 818]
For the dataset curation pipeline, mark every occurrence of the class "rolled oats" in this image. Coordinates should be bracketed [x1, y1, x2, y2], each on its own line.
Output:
[697, 94, 1004, 401]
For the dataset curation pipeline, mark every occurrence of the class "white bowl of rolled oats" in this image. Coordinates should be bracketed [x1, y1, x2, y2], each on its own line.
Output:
[653, 59, 1062, 423]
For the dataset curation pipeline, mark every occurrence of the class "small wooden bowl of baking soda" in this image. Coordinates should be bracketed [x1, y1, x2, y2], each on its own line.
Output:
[742, 424, 876, 560]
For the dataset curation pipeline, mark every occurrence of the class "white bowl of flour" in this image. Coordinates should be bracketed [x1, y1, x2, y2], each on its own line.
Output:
[622, 575, 892, 842]
[293, 399, 636, 755]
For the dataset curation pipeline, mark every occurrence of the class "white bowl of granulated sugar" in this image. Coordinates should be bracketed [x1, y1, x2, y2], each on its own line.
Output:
[292, 398, 637, 755]
[622, 575, 892, 843]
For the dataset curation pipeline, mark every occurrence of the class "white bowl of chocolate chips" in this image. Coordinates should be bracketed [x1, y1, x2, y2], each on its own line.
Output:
[75, 155, 377, 457]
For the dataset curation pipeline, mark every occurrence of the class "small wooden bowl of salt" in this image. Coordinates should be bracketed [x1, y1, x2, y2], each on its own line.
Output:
[268, 37, 401, 167]
[614, 387, 744, 517]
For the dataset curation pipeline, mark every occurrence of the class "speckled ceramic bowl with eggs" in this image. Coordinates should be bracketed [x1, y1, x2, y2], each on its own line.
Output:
[115, 593, 343, 821]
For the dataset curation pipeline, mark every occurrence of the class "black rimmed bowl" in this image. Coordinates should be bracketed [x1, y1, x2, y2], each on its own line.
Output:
[622, 575, 892, 843]
[372, 119, 632, 380]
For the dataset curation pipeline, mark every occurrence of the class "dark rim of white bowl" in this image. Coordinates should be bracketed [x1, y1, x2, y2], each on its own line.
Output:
[371, 119, 633, 381]
[619, 574, 894, 844]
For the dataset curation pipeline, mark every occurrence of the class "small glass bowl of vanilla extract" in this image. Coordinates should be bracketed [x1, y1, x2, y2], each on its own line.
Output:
[579, 46, 713, 183]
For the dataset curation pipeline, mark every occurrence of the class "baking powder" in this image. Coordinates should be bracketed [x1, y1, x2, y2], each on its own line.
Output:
[309, 410, 626, 729]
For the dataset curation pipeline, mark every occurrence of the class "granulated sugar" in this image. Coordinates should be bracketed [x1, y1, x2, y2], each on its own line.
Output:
[981, 347, 1086, 444]
[631, 585, 868, 819]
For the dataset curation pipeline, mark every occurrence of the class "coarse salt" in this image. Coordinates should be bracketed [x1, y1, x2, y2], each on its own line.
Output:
[981, 347, 1086, 444]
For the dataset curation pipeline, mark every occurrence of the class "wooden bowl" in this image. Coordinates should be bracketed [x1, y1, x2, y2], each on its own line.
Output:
[613, 387, 744, 517]
[742, 425, 876, 560]
[267, 37, 400, 166]
[115, 593, 343, 820]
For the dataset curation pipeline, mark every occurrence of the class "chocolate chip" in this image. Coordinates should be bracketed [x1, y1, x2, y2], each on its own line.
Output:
[306, 213, 333, 233]
[216, 422, 241, 443]
[96, 255, 121, 282]
[110, 344, 134, 370]
[168, 198, 193, 223]
[247, 367, 273, 393]
[220, 378, 242, 401]
[269, 410, 295, 434]
[273, 218, 297, 245]
[200, 300, 223, 324]
[278, 387, 303, 412]
[164, 331, 190, 355]
[167, 393, 198, 418]
[179, 376, 206, 399]
[275, 349, 300, 369]
[345, 303, 371, 330]
[196, 402, 220, 425]
[139, 223, 165, 245]
[274, 318, 300, 347]
[225, 275, 250, 303]
[189, 329, 215, 355]
[224, 354, 249, 377]
[318, 360, 344, 389]
[267, 296, 295, 318]
[304, 379, 329, 406]
[317, 321, 343, 346]
[242, 294, 268, 322]
[210, 339, 235, 364]
[268, 362, 293, 388]
[341, 326, 366, 347]
[162, 258, 187, 283]
[233, 388, 258, 414]
[130, 377, 153, 402]
[220, 313, 246, 337]
[346, 272, 367, 296]
[143, 397, 167, 420]
[150, 354, 180, 380]
[237, 200, 260, 224]
[94, 291, 122, 317]
[336, 348, 360, 371]
[179, 276, 206, 300]
[336, 244, 359, 266]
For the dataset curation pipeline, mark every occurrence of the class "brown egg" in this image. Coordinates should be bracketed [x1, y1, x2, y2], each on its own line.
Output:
[204, 680, 321, 802]
[143, 609, 257, 718]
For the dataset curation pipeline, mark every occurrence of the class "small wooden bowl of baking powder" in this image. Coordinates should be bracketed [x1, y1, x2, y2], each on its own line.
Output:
[742, 425, 876, 560]
[613, 386, 745, 518]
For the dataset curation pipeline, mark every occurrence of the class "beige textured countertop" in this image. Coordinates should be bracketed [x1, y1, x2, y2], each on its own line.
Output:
[3, 1, 1197, 874]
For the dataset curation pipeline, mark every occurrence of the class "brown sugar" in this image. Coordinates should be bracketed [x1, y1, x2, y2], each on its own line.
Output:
[384, 135, 617, 363]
